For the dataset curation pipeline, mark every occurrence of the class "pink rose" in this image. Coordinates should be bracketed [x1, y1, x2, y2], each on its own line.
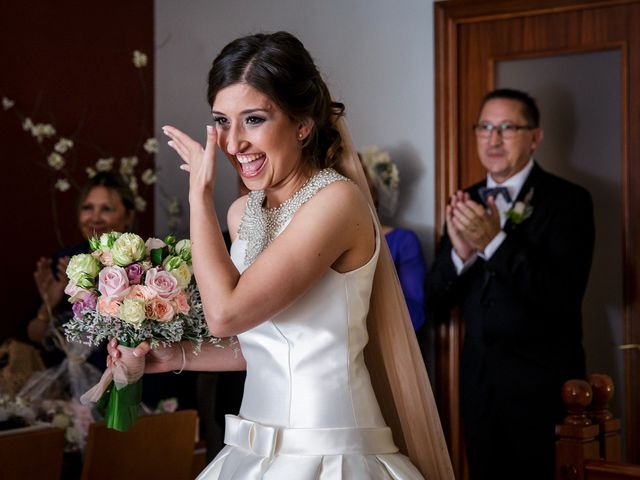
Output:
[98, 266, 130, 298]
[172, 291, 190, 314]
[127, 285, 156, 301]
[147, 297, 175, 322]
[64, 282, 94, 303]
[97, 297, 121, 316]
[145, 237, 166, 255]
[125, 263, 144, 285]
[92, 249, 114, 267]
[144, 268, 179, 299]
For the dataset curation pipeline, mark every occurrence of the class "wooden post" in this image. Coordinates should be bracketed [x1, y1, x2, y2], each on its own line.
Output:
[588, 373, 622, 462]
[556, 379, 601, 480]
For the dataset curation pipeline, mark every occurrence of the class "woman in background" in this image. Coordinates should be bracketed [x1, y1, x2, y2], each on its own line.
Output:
[27, 172, 135, 364]
[360, 147, 428, 331]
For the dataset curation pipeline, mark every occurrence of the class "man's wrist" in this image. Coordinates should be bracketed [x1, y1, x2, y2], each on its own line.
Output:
[478, 231, 507, 260]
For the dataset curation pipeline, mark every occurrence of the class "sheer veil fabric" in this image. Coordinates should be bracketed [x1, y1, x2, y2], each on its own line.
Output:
[335, 119, 454, 480]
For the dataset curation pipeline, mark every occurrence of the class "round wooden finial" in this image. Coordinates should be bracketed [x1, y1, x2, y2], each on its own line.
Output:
[561, 379, 593, 425]
[587, 372, 614, 421]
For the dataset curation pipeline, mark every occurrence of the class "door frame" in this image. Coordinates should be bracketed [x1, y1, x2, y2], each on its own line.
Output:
[434, 0, 640, 476]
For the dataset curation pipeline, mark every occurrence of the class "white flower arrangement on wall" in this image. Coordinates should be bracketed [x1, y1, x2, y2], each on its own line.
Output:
[1, 50, 184, 238]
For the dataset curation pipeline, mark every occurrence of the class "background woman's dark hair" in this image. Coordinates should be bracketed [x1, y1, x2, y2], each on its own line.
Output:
[207, 31, 344, 169]
[76, 171, 136, 213]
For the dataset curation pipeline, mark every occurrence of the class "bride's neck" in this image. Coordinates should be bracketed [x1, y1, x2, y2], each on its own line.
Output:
[263, 165, 319, 208]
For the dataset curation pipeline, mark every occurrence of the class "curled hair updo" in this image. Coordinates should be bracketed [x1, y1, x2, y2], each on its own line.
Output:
[207, 31, 345, 169]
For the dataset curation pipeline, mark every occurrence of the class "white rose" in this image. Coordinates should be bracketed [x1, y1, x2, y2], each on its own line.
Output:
[118, 297, 146, 328]
[175, 239, 192, 262]
[66, 254, 101, 288]
[112, 233, 146, 266]
[169, 262, 192, 289]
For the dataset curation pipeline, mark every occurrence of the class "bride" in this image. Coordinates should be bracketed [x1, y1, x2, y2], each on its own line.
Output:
[109, 31, 453, 479]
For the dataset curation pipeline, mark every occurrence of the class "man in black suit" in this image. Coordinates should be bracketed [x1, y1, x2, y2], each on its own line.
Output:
[427, 89, 595, 479]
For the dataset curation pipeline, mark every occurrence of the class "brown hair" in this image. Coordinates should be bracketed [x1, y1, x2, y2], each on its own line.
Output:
[76, 171, 136, 214]
[207, 31, 344, 169]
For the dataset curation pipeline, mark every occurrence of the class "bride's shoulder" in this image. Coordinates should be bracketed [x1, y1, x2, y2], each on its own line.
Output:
[312, 178, 371, 218]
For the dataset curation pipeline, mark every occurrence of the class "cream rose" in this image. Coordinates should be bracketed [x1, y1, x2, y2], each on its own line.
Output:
[118, 297, 146, 328]
[169, 262, 192, 289]
[111, 233, 146, 266]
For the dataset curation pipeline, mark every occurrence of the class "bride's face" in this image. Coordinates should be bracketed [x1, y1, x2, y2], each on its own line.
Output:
[211, 82, 311, 194]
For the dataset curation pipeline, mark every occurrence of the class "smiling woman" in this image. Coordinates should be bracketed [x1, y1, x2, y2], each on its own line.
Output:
[210, 83, 313, 197]
[77, 173, 136, 239]
[27, 172, 136, 363]
[110, 31, 453, 480]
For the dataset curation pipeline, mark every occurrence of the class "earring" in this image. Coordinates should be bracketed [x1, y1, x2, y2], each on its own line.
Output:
[298, 133, 304, 140]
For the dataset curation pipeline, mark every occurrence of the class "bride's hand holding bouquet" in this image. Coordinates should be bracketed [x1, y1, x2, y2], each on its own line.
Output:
[106, 338, 181, 375]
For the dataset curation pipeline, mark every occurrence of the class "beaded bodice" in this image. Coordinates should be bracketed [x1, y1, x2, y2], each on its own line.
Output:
[237, 168, 348, 265]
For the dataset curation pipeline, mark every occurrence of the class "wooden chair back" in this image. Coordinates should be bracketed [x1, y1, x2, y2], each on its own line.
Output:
[0, 425, 65, 480]
[81, 409, 198, 480]
[585, 461, 640, 480]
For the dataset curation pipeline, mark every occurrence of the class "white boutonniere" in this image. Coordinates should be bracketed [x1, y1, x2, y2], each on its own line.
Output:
[506, 187, 534, 224]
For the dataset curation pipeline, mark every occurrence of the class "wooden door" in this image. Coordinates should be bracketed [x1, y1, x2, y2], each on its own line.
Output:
[434, 1, 640, 477]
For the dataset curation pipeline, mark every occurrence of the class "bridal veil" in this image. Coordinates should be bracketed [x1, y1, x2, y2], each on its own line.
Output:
[335, 118, 454, 480]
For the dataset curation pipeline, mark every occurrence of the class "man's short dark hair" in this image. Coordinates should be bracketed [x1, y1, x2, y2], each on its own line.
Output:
[480, 88, 540, 128]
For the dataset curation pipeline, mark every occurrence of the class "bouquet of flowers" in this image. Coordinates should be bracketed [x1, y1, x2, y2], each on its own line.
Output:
[63, 231, 215, 431]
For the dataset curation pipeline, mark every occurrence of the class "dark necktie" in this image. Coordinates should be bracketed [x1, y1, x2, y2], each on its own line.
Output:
[478, 186, 512, 205]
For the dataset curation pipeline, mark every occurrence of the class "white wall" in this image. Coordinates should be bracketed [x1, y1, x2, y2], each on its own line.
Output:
[154, 0, 437, 258]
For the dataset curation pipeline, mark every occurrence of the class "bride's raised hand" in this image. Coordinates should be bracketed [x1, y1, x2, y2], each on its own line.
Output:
[162, 124, 218, 194]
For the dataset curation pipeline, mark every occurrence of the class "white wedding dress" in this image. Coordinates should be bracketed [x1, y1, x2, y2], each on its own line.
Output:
[197, 169, 423, 479]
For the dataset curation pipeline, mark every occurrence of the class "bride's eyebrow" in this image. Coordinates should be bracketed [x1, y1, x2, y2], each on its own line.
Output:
[211, 108, 271, 116]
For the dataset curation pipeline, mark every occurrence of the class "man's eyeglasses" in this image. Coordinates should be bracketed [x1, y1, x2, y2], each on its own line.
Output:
[473, 122, 535, 139]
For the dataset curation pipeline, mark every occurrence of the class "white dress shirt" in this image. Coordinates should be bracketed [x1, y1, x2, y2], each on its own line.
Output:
[451, 159, 534, 274]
